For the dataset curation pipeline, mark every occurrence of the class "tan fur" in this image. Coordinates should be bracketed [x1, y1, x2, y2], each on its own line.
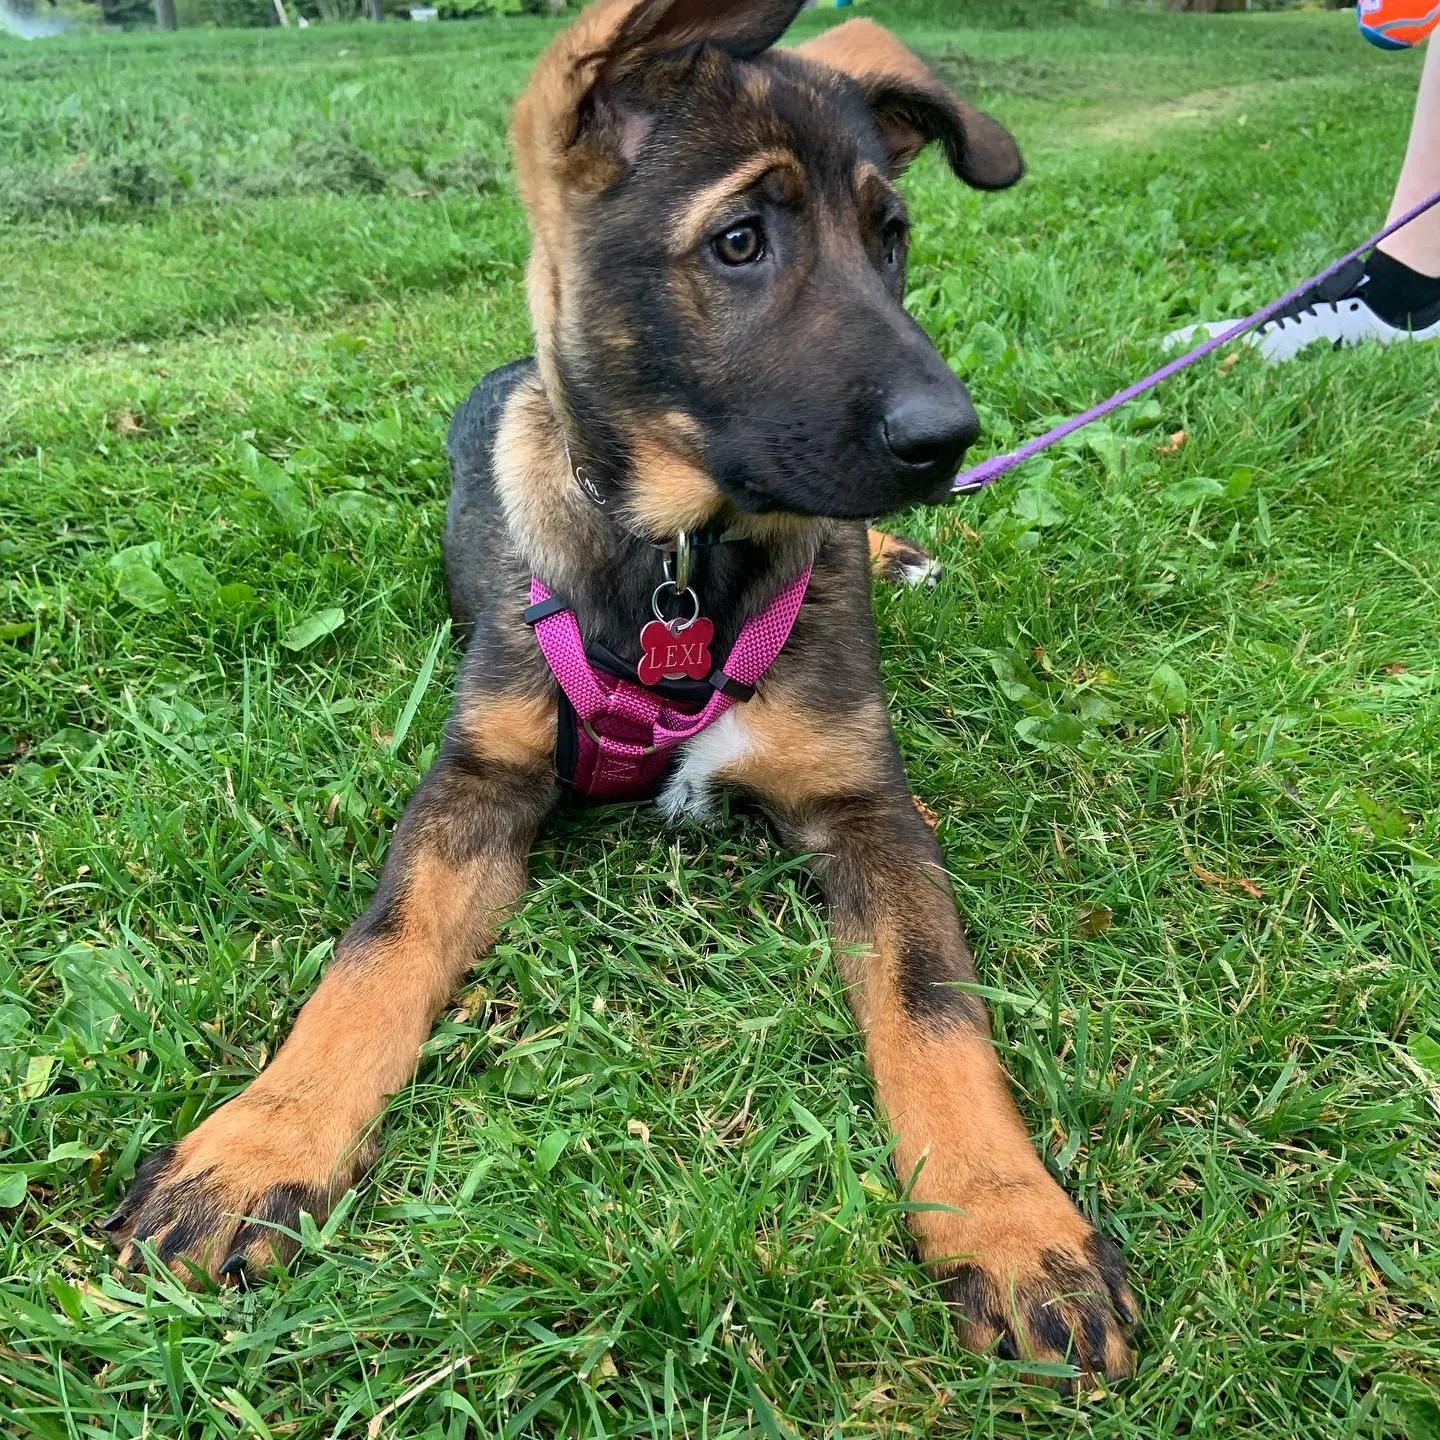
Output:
[723, 690, 891, 809]
[667, 149, 803, 253]
[509, 0, 794, 407]
[793, 17, 935, 92]
[113, 658, 557, 1281]
[491, 370, 599, 580]
[851, 159, 897, 229]
[854, 159, 891, 196]
[794, 17, 1019, 180]
[492, 366, 821, 563]
[865, 964, 1135, 1375]
[452, 692, 559, 770]
[505, 2, 899, 549]
[622, 437, 727, 537]
[510, 0, 642, 408]
[628, 407, 824, 547]
[741, 61, 773, 106]
[867, 528, 905, 571]
[118, 1100, 356, 1275]
[865, 528, 938, 587]
[107, 8, 1128, 1373]
[116, 845, 530, 1280]
[715, 682, 1135, 1379]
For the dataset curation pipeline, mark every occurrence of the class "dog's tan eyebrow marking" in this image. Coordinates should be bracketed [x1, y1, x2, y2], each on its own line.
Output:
[855, 160, 888, 192]
[669, 149, 805, 253]
[854, 160, 901, 221]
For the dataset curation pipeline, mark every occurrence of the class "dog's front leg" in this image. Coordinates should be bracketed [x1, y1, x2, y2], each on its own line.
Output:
[728, 693, 1137, 1381]
[105, 689, 557, 1284]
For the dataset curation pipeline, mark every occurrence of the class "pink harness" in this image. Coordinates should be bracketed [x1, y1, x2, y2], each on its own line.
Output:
[526, 566, 812, 802]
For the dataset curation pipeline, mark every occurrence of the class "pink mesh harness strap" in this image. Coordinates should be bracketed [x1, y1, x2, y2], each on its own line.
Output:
[527, 565, 812, 802]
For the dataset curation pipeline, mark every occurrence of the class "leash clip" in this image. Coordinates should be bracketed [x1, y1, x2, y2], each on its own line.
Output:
[656, 531, 699, 631]
[671, 530, 692, 592]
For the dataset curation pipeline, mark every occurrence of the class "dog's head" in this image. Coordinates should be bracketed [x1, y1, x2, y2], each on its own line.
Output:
[511, 0, 1022, 534]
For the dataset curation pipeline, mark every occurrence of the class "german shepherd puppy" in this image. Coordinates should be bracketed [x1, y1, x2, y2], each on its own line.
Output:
[105, 0, 1137, 1382]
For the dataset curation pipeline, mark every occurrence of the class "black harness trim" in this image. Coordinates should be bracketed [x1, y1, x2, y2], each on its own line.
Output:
[708, 670, 754, 701]
[523, 596, 571, 626]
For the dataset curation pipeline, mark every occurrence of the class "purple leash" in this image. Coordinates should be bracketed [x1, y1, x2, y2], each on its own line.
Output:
[951, 185, 1440, 493]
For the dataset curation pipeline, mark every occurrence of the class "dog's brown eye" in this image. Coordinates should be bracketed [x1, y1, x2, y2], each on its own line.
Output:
[714, 221, 765, 267]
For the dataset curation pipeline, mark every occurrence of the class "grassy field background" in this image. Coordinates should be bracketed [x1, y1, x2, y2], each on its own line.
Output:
[3, 3, 1439, 1435]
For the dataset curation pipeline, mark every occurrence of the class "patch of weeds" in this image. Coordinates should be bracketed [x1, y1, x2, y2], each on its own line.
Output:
[930, 48, 1077, 100]
[0, 154, 180, 222]
[907, 0, 1093, 29]
[229, 137, 503, 202]
[420, 151, 503, 194]
[233, 134, 391, 199]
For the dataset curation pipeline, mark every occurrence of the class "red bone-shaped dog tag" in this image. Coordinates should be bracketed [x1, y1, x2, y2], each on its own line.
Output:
[637, 618, 714, 686]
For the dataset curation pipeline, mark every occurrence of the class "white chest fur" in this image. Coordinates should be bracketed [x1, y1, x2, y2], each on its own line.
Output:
[657, 707, 753, 822]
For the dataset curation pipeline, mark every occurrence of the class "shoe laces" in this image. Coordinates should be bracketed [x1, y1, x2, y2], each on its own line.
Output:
[1262, 255, 1369, 329]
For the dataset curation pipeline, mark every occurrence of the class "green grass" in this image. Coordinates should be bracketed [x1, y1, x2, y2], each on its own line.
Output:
[3, 4, 1440, 1436]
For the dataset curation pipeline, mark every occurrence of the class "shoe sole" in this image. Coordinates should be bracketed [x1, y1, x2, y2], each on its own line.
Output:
[1163, 307, 1440, 365]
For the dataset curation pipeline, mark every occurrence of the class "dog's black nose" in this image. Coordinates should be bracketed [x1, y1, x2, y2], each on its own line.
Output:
[882, 393, 981, 472]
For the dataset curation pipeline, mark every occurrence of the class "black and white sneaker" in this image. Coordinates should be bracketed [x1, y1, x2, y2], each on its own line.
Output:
[1165, 254, 1440, 364]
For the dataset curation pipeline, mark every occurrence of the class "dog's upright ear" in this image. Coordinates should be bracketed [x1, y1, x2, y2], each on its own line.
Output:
[793, 17, 1023, 190]
[601, 0, 810, 66]
[512, 0, 809, 387]
[513, 0, 806, 211]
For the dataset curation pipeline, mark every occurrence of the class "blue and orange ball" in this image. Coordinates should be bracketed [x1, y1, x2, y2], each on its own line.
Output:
[1358, 0, 1440, 50]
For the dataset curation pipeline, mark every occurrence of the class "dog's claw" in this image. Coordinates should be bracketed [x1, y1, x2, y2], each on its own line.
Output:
[939, 1213, 1136, 1383]
[101, 1097, 349, 1288]
[217, 1254, 250, 1286]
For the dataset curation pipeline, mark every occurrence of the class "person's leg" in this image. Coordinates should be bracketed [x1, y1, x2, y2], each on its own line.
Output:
[1379, 36, 1440, 276]
[1165, 37, 1440, 359]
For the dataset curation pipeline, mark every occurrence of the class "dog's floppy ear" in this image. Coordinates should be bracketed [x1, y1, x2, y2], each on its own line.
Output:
[793, 18, 1023, 190]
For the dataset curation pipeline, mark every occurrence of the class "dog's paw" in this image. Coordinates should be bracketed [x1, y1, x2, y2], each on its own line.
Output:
[867, 529, 942, 589]
[101, 1096, 359, 1287]
[933, 1181, 1136, 1384]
